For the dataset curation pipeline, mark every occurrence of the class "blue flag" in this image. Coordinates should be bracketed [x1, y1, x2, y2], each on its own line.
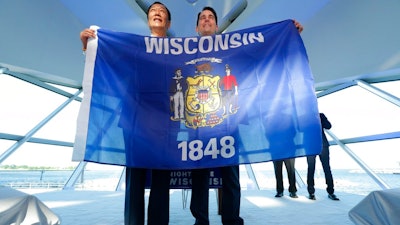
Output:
[73, 20, 322, 169]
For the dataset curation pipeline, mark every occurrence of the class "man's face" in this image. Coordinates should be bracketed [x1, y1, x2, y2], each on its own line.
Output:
[196, 9, 218, 36]
[147, 3, 170, 32]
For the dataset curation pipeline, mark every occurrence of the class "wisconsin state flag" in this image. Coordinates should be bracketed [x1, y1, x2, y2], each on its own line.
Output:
[73, 20, 322, 169]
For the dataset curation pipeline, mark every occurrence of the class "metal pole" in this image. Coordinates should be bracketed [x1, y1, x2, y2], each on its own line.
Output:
[355, 79, 400, 107]
[0, 89, 82, 164]
[325, 129, 390, 190]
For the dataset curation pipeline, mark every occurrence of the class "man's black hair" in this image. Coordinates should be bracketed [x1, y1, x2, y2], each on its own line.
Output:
[196, 6, 217, 26]
[147, 1, 171, 21]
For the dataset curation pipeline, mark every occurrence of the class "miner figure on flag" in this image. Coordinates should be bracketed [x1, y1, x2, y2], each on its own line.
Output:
[220, 64, 239, 116]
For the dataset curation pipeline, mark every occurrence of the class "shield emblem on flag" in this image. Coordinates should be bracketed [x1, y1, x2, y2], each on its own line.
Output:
[185, 74, 223, 128]
[197, 89, 209, 103]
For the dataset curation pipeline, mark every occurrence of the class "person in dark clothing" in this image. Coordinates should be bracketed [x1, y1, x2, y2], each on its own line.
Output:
[189, 7, 244, 225]
[189, 6, 304, 225]
[123, 132, 170, 225]
[307, 113, 339, 201]
[123, 3, 172, 224]
[273, 158, 298, 198]
[190, 168, 210, 225]
[80, 2, 172, 224]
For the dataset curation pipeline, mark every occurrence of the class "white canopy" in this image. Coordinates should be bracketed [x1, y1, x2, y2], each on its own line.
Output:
[1, 0, 399, 89]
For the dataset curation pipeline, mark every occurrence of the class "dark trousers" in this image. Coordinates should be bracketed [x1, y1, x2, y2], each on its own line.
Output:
[190, 166, 244, 225]
[273, 159, 297, 193]
[123, 129, 170, 225]
[125, 167, 146, 225]
[307, 146, 334, 195]
[124, 168, 170, 225]
[148, 169, 170, 225]
[190, 169, 210, 225]
[220, 166, 244, 225]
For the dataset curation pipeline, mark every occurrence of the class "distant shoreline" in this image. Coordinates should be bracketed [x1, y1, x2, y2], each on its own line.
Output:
[1, 168, 399, 173]
[0, 169, 74, 171]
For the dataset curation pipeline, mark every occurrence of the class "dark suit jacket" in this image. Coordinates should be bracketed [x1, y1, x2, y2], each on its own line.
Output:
[320, 113, 332, 147]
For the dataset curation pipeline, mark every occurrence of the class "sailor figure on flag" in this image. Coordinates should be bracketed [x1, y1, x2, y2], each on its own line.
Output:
[170, 68, 186, 121]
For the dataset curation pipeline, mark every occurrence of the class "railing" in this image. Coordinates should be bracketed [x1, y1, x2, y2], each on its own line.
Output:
[6, 182, 73, 189]
[4, 182, 119, 190]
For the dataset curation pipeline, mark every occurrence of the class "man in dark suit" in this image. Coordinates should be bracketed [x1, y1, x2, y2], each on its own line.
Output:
[80, 2, 172, 224]
[189, 7, 244, 225]
[307, 113, 340, 201]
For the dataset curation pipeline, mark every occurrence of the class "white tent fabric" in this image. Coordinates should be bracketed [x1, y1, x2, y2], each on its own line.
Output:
[349, 188, 400, 225]
[1, 0, 400, 88]
[0, 186, 60, 225]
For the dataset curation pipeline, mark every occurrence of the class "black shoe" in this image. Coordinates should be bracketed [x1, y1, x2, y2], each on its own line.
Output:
[308, 194, 316, 200]
[328, 194, 339, 201]
[275, 192, 283, 198]
[289, 192, 298, 198]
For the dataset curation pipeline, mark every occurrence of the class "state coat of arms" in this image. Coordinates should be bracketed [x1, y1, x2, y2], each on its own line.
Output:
[169, 62, 239, 129]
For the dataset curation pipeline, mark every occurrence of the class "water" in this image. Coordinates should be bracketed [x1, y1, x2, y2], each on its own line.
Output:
[1, 169, 399, 194]
[0, 169, 122, 190]
[241, 168, 400, 196]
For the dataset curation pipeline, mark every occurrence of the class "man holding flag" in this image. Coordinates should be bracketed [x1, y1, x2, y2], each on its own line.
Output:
[189, 6, 305, 225]
[79, 2, 172, 225]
